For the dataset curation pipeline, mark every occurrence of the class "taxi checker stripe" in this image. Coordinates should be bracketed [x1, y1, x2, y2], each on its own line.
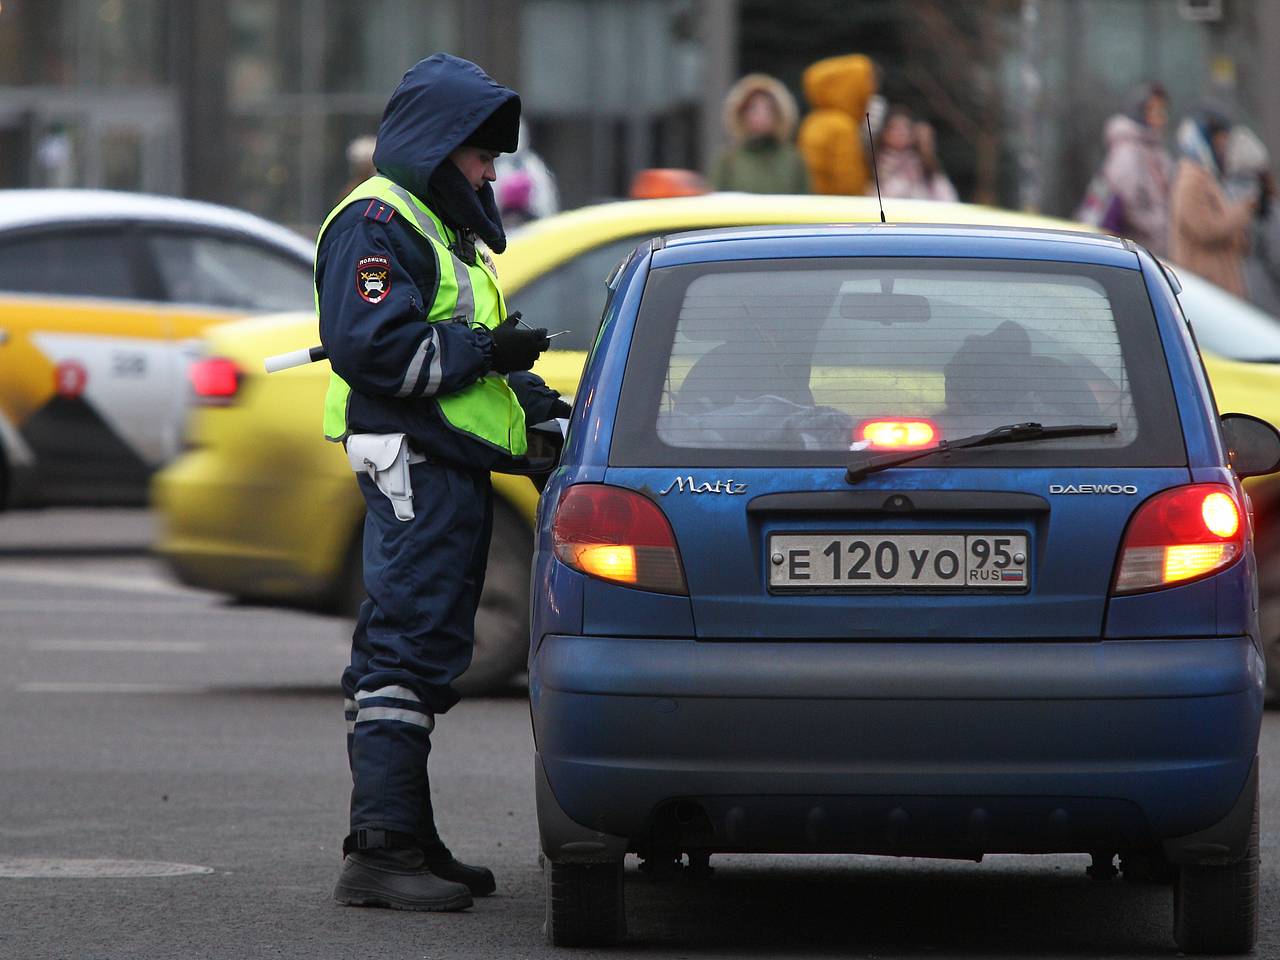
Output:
[386, 182, 476, 325]
[355, 685, 420, 702]
[355, 706, 435, 732]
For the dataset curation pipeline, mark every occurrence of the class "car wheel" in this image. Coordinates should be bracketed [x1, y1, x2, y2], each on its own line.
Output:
[338, 500, 532, 696]
[544, 860, 626, 947]
[1171, 782, 1259, 955]
[454, 499, 532, 696]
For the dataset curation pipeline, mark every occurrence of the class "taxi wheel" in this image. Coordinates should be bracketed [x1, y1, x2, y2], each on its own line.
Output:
[455, 500, 532, 696]
[339, 502, 531, 695]
[1256, 528, 1280, 706]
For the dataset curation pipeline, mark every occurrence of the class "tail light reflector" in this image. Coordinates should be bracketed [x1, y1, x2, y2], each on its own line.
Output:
[551, 484, 687, 594]
[188, 356, 242, 406]
[1112, 484, 1244, 594]
[858, 419, 938, 449]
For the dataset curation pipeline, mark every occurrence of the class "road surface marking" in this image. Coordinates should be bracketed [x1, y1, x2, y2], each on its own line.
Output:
[0, 599, 207, 614]
[27, 639, 207, 653]
[0, 858, 213, 879]
[0, 567, 206, 598]
[16, 682, 208, 694]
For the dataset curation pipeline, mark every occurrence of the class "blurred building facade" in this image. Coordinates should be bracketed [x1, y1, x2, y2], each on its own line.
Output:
[0, 0, 730, 230]
[738, 0, 1280, 218]
[3, 0, 1279, 229]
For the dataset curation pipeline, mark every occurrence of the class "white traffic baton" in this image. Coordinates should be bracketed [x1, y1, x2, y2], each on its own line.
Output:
[264, 345, 327, 373]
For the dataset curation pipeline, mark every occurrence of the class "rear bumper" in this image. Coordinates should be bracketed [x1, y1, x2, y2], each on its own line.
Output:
[530, 635, 1263, 856]
[150, 449, 356, 602]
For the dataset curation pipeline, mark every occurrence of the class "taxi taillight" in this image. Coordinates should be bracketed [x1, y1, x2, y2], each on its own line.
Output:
[551, 484, 687, 595]
[858, 419, 938, 449]
[1112, 484, 1244, 594]
[188, 356, 242, 406]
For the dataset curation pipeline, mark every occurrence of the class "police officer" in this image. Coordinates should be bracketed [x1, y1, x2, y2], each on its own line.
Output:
[318, 54, 566, 911]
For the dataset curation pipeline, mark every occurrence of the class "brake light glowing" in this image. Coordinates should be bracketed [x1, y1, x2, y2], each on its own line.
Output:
[1201, 491, 1239, 538]
[188, 357, 242, 405]
[859, 419, 938, 449]
[551, 484, 687, 594]
[1113, 484, 1244, 594]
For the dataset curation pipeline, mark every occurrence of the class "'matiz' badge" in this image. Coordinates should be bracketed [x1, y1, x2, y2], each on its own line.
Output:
[356, 256, 391, 304]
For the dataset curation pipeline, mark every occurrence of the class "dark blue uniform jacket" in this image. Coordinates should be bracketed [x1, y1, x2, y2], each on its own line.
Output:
[317, 53, 561, 471]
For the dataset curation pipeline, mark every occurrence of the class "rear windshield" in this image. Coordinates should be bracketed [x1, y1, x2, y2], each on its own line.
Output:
[611, 257, 1185, 468]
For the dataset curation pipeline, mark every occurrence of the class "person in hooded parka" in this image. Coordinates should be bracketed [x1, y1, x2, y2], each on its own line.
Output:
[710, 73, 810, 194]
[317, 53, 568, 912]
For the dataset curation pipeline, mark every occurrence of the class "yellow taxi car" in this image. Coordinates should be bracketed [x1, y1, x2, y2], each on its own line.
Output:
[152, 192, 1280, 693]
[0, 190, 314, 507]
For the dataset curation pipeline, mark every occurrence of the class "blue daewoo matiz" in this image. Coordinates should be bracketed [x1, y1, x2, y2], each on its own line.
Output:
[528, 224, 1280, 953]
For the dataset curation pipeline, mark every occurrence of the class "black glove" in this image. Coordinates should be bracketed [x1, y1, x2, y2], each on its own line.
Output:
[507, 371, 569, 422]
[488, 315, 549, 374]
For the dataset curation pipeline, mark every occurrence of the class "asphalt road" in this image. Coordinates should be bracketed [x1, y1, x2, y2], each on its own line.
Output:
[2, 509, 1279, 959]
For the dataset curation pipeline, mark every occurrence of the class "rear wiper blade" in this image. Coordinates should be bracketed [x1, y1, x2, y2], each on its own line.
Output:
[845, 421, 1119, 484]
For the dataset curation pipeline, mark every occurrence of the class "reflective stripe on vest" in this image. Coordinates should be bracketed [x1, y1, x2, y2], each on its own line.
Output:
[318, 176, 526, 456]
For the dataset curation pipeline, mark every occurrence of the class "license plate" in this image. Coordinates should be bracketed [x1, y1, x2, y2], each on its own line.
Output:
[768, 533, 1029, 590]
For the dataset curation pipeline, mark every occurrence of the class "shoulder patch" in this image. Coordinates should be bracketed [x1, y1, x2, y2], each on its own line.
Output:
[356, 255, 392, 303]
[362, 199, 396, 224]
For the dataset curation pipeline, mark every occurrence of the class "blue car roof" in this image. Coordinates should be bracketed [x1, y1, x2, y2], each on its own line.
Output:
[650, 223, 1140, 270]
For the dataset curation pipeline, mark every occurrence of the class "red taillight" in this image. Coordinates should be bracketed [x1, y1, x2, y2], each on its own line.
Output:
[551, 484, 687, 595]
[188, 357, 242, 405]
[858, 419, 938, 449]
[1112, 483, 1245, 594]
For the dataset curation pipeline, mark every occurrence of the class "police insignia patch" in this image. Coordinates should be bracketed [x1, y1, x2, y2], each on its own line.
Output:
[356, 256, 391, 304]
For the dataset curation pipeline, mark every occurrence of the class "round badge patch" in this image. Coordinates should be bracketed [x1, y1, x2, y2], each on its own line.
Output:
[356, 256, 391, 304]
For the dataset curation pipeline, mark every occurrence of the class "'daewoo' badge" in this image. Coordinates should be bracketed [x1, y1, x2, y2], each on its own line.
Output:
[356, 255, 391, 304]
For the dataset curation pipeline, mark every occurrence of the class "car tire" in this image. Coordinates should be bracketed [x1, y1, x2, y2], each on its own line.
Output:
[1171, 782, 1259, 955]
[338, 499, 532, 697]
[544, 860, 626, 947]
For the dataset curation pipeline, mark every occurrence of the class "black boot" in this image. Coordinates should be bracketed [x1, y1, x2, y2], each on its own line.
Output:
[334, 847, 472, 911]
[416, 765, 496, 897]
[425, 856, 496, 897]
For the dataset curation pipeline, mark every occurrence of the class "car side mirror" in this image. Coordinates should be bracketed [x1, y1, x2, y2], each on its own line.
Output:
[1221, 413, 1280, 478]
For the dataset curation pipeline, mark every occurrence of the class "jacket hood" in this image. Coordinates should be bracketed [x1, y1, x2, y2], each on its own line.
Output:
[1105, 114, 1149, 148]
[723, 73, 799, 142]
[1177, 116, 1221, 177]
[802, 54, 876, 115]
[372, 53, 521, 201]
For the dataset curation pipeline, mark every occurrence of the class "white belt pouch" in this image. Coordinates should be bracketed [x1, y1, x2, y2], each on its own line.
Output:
[345, 433, 425, 522]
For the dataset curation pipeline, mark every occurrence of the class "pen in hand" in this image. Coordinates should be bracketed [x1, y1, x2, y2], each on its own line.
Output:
[510, 311, 569, 340]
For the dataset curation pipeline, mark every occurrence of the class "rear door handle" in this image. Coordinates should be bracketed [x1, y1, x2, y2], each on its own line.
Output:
[0, 328, 8, 345]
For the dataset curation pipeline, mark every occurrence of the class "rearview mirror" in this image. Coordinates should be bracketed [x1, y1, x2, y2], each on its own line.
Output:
[838, 292, 931, 324]
[1221, 413, 1280, 478]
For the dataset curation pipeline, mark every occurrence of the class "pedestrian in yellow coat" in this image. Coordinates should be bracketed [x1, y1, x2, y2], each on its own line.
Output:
[797, 54, 878, 196]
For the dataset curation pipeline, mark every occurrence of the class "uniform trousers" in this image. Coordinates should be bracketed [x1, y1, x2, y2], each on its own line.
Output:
[341, 458, 493, 850]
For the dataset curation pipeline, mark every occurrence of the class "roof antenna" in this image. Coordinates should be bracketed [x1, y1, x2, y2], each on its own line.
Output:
[866, 112, 886, 224]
